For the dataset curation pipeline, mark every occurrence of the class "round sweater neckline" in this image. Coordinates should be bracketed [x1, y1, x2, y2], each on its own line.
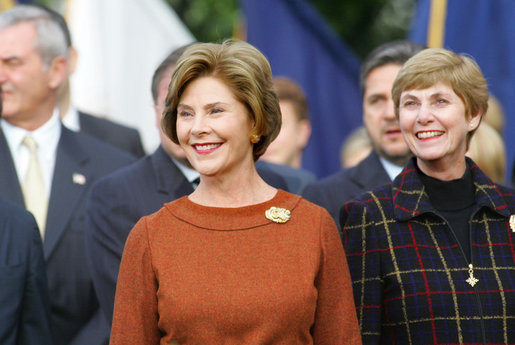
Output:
[164, 189, 302, 231]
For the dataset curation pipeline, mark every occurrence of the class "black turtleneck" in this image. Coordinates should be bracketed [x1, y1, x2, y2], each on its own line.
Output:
[419, 165, 476, 262]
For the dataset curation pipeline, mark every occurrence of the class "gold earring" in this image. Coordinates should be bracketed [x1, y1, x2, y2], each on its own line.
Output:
[250, 134, 260, 144]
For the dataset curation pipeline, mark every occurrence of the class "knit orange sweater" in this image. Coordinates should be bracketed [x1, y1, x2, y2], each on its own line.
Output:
[110, 190, 361, 345]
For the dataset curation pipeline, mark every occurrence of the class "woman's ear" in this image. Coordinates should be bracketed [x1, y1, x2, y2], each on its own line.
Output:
[468, 110, 482, 132]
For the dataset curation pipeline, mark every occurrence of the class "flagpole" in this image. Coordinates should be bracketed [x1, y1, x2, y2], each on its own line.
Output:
[427, 0, 447, 48]
[0, 0, 15, 11]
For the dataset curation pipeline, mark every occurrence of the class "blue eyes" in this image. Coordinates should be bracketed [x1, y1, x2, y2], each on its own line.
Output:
[179, 111, 192, 118]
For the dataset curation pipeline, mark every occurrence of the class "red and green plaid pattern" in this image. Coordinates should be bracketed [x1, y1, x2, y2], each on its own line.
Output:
[341, 158, 515, 345]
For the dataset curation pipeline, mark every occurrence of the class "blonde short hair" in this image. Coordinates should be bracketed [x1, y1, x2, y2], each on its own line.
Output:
[392, 48, 489, 146]
[466, 122, 506, 184]
[162, 39, 281, 161]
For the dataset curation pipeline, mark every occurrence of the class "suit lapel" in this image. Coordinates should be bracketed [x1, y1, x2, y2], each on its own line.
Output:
[152, 146, 193, 200]
[0, 130, 25, 205]
[349, 151, 392, 189]
[44, 127, 89, 258]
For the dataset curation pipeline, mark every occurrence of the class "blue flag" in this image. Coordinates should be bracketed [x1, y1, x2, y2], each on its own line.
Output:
[410, 0, 515, 183]
[243, 0, 362, 178]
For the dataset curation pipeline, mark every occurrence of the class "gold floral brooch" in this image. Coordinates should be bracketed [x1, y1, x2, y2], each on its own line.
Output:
[265, 207, 291, 223]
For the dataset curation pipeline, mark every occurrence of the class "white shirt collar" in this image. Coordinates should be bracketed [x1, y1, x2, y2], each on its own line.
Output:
[61, 106, 81, 131]
[1, 109, 61, 196]
[379, 156, 404, 181]
[171, 156, 199, 183]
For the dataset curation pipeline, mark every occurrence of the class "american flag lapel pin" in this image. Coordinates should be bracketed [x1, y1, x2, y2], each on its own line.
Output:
[510, 215, 515, 232]
[72, 173, 86, 185]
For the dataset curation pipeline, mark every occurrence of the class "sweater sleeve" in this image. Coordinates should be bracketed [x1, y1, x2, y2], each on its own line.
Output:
[341, 199, 382, 345]
[110, 217, 160, 345]
[312, 208, 362, 345]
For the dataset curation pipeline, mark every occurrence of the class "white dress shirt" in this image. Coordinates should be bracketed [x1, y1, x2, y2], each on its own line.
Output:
[379, 156, 405, 181]
[61, 106, 81, 131]
[1, 109, 61, 197]
[172, 156, 200, 185]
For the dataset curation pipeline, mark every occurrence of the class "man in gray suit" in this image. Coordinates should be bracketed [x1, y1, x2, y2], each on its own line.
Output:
[302, 40, 424, 224]
[0, 6, 135, 345]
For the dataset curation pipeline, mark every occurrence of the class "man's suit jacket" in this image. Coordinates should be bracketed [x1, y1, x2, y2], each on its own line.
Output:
[79, 111, 145, 158]
[0, 197, 53, 345]
[302, 150, 391, 225]
[0, 126, 136, 345]
[256, 160, 317, 194]
[86, 146, 290, 326]
[86, 146, 194, 324]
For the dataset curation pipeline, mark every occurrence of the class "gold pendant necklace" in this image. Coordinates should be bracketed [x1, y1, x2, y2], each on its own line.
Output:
[466, 263, 479, 287]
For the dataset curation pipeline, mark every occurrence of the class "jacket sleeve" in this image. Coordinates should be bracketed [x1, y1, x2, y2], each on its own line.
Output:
[110, 217, 160, 345]
[341, 199, 383, 345]
[86, 177, 139, 325]
[312, 209, 362, 345]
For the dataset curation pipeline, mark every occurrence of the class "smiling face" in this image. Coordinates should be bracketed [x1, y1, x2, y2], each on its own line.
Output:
[398, 82, 481, 179]
[176, 76, 255, 179]
[363, 63, 411, 166]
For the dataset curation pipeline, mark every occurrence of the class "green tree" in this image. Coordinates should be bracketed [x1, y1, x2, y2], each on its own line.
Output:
[166, 0, 416, 59]
[40, 0, 416, 60]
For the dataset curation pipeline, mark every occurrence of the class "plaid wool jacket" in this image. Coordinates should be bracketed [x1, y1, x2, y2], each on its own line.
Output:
[341, 158, 515, 345]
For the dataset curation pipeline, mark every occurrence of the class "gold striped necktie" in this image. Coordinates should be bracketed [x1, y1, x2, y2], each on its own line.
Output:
[21, 136, 48, 237]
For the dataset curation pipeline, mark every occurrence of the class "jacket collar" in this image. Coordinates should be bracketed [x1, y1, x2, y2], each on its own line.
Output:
[393, 157, 512, 221]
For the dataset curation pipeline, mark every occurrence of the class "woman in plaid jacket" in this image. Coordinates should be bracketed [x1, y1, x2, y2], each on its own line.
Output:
[341, 48, 515, 345]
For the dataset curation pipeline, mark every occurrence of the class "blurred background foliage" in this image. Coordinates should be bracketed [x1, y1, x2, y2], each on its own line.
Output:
[165, 0, 417, 59]
[40, 0, 417, 60]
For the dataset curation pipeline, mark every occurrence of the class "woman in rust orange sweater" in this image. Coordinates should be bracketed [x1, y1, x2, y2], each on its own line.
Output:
[109, 40, 361, 345]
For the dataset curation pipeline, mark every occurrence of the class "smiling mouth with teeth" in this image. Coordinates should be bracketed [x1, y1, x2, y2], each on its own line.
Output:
[416, 131, 444, 139]
[194, 143, 222, 152]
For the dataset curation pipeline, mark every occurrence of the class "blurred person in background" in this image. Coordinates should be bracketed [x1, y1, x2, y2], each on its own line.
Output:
[0, 6, 135, 344]
[0, 89, 53, 345]
[483, 94, 504, 134]
[36, 4, 145, 157]
[86, 44, 197, 327]
[340, 125, 372, 169]
[303, 40, 425, 223]
[0, 196, 53, 345]
[258, 76, 316, 193]
[466, 122, 506, 184]
[260, 76, 311, 169]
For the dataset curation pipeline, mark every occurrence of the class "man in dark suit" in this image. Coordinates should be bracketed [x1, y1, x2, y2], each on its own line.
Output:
[302, 41, 424, 223]
[37, 4, 145, 158]
[0, 197, 53, 345]
[0, 6, 136, 345]
[75, 111, 145, 156]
